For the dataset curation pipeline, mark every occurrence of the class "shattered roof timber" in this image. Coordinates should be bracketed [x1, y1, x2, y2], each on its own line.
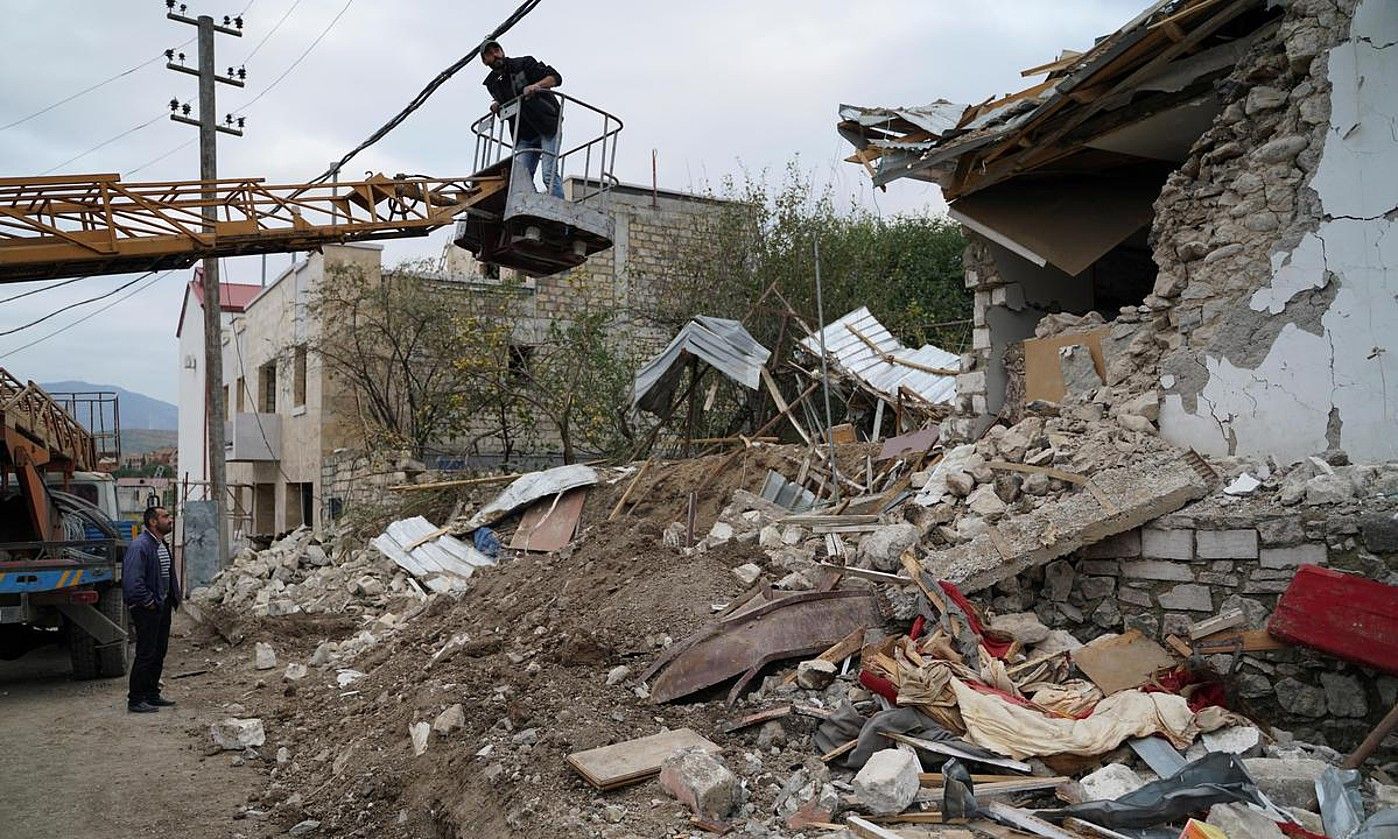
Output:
[798, 306, 958, 406]
[838, 0, 1272, 197]
[633, 316, 772, 415]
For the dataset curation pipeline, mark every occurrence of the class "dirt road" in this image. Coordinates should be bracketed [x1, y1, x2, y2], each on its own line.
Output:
[0, 615, 267, 839]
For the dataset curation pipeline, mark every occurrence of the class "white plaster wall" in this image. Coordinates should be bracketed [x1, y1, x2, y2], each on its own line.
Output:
[1161, 0, 1398, 463]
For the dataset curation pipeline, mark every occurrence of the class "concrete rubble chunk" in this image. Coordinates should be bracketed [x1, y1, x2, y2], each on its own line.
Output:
[1121, 559, 1194, 581]
[1243, 757, 1328, 809]
[606, 665, 631, 686]
[253, 642, 277, 671]
[1079, 763, 1148, 801]
[1303, 473, 1354, 505]
[945, 471, 975, 497]
[796, 659, 838, 690]
[732, 563, 762, 586]
[1207, 802, 1286, 838]
[989, 611, 1050, 644]
[288, 820, 322, 836]
[1200, 725, 1265, 757]
[283, 662, 308, 681]
[432, 704, 465, 737]
[922, 453, 1208, 593]
[1032, 629, 1084, 657]
[409, 721, 431, 757]
[211, 718, 266, 751]
[966, 484, 1008, 517]
[855, 523, 920, 572]
[658, 748, 738, 820]
[853, 748, 920, 815]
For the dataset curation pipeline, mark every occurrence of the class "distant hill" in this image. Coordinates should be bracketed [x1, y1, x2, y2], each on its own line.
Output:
[120, 428, 179, 456]
[40, 381, 178, 431]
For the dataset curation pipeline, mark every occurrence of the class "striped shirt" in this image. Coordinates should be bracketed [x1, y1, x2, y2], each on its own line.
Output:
[156, 536, 172, 595]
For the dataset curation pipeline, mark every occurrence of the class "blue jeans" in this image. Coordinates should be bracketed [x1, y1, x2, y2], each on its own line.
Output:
[515, 128, 564, 198]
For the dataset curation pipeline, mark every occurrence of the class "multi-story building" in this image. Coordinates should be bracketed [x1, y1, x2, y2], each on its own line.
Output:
[177, 177, 728, 536]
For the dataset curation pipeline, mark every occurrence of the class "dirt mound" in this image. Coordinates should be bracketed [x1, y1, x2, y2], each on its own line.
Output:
[217, 443, 865, 838]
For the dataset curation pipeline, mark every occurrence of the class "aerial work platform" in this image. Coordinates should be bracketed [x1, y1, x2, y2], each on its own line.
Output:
[453, 91, 622, 277]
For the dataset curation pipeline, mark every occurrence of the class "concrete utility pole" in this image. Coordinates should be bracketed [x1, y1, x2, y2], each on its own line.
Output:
[167, 7, 243, 570]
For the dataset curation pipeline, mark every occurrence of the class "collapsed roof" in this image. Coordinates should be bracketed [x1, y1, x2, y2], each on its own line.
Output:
[839, 0, 1279, 202]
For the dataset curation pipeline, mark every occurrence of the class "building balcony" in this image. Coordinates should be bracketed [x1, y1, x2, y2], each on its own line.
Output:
[225, 412, 281, 462]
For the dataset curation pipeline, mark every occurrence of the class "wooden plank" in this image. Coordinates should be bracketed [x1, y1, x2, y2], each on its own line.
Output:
[1188, 608, 1246, 640]
[509, 487, 586, 553]
[847, 815, 913, 839]
[1164, 634, 1194, 658]
[780, 625, 866, 685]
[566, 728, 720, 790]
[720, 705, 792, 735]
[608, 459, 651, 520]
[1071, 628, 1176, 695]
[1191, 628, 1288, 655]
[883, 732, 1032, 774]
[1063, 817, 1136, 838]
[1127, 736, 1187, 778]
[1267, 564, 1398, 674]
[921, 777, 1068, 795]
[820, 738, 858, 762]
[982, 801, 1079, 839]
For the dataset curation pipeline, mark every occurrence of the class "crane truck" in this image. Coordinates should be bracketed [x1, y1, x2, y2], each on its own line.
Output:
[0, 369, 129, 678]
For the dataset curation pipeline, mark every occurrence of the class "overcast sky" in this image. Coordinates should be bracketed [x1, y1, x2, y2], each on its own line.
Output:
[0, 0, 1142, 404]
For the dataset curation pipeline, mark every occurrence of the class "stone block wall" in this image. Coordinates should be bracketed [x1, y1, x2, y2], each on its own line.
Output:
[993, 496, 1398, 751]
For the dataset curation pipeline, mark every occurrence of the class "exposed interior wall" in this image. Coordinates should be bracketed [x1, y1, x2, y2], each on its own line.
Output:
[1156, 0, 1396, 462]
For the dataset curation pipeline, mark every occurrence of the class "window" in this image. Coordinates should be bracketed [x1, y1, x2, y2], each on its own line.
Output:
[236, 377, 246, 413]
[253, 483, 275, 533]
[260, 360, 277, 413]
[293, 346, 307, 407]
[284, 481, 313, 529]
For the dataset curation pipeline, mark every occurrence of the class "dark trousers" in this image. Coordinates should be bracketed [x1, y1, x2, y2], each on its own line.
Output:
[128, 601, 172, 705]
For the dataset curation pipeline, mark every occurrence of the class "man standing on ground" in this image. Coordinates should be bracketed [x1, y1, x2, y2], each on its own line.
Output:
[122, 506, 180, 713]
[481, 40, 565, 198]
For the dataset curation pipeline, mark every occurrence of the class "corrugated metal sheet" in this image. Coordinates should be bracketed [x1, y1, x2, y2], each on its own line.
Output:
[372, 515, 496, 592]
[466, 463, 598, 529]
[838, 101, 967, 138]
[633, 316, 771, 414]
[799, 307, 958, 405]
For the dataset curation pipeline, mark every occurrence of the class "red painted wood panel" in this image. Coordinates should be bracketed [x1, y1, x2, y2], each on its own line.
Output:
[1267, 564, 1398, 675]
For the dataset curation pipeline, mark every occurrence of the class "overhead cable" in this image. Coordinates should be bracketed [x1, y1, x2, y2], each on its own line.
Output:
[309, 0, 545, 184]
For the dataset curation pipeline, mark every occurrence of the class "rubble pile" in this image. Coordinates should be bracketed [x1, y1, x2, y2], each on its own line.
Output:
[191, 527, 421, 621]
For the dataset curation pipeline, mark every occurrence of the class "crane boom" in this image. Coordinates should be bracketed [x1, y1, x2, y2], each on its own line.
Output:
[0, 172, 502, 283]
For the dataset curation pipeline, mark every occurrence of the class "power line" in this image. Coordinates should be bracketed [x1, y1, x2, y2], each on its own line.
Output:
[0, 271, 161, 337]
[239, 0, 303, 63]
[0, 277, 86, 305]
[310, 0, 545, 184]
[0, 270, 175, 360]
[233, 0, 355, 115]
[42, 112, 167, 175]
[125, 137, 197, 178]
[0, 39, 194, 133]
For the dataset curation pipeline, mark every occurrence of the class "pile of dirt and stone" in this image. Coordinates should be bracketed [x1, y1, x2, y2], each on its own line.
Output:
[183, 419, 1398, 839]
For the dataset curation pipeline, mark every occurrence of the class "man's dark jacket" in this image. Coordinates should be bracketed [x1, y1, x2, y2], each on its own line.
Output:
[122, 529, 180, 610]
[483, 55, 563, 141]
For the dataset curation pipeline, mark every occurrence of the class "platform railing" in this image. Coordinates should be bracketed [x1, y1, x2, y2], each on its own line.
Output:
[470, 90, 623, 207]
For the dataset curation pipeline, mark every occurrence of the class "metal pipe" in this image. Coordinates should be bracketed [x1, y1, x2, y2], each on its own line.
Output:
[813, 239, 841, 502]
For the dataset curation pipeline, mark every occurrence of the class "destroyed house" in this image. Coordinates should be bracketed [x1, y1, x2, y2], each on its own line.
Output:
[840, 0, 1397, 463]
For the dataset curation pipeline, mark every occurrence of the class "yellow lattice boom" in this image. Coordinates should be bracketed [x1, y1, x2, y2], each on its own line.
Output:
[0, 172, 503, 283]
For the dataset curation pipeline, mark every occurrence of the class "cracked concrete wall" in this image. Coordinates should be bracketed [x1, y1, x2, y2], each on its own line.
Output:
[1159, 0, 1398, 462]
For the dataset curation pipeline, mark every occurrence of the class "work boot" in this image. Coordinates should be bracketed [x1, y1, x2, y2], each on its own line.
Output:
[146, 695, 176, 707]
[127, 701, 159, 713]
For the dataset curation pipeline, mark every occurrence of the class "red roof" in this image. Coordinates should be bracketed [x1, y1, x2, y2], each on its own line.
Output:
[175, 268, 263, 338]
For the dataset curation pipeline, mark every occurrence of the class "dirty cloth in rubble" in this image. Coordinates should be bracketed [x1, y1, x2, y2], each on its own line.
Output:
[951, 678, 1204, 760]
[814, 702, 1001, 770]
[1046, 752, 1269, 830]
[465, 464, 598, 529]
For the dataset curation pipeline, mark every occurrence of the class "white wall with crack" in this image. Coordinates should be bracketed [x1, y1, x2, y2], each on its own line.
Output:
[1161, 0, 1398, 462]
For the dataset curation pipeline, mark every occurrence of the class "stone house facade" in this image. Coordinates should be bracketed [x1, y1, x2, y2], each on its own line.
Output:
[841, 0, 1397, 750]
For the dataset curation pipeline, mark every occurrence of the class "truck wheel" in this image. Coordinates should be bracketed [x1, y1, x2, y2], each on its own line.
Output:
[67, 586, 129, 680]
[96, 587, 129, 678]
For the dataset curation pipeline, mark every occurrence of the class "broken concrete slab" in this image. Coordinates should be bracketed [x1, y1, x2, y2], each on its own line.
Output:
[1079, 763, 1148, 801]
[1206, 802, 1286, 838]
[1195, 529, 1259, 559]
[855, 523, 920, 572]
[410, 721, 431, 757]
[1243, 757, 1328, 809]
[658, 748, 738, 820]
[990, 611, 1051, 644]
[432, 704, 465, 737]
[853, 748, 920, 815]
[1200, 725, 1265, 757]
[922, 454, 1209, 593]
[253, 642, 276, 670]
[211, 718, 266, 751]
[796, 659, 838, 690]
